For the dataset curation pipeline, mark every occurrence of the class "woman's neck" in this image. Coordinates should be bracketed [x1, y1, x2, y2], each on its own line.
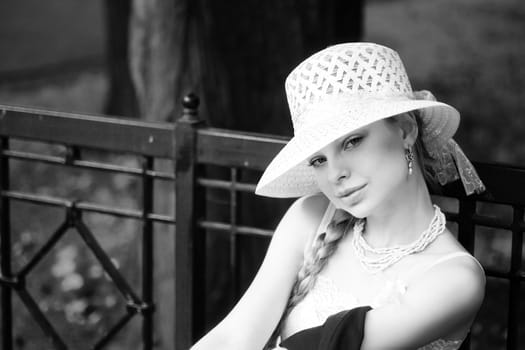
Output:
[363, 173, 435, 248]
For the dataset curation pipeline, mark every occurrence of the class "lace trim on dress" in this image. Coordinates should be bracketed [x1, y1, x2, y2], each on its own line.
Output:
[289, 275, 464, 350]
[418, 338, 463, 350]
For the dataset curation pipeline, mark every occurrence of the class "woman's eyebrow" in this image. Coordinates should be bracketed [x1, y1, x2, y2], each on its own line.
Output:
[339, 130, 366, 141]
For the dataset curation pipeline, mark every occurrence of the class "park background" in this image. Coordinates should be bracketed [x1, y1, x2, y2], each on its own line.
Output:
[0, 0, 524, 349]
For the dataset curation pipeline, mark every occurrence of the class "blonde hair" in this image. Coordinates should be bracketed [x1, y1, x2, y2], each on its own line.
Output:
[265, 209, 355, 348]
[265, 111, 438, 348]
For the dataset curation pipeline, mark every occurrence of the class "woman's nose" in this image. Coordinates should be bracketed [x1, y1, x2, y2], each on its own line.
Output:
[327, 157, 350, 183]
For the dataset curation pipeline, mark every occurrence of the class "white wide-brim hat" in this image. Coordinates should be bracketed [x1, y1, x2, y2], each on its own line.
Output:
[255, 43, 480, 198]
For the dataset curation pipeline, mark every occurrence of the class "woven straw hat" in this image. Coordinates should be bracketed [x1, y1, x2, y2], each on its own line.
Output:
[255, 42, 461, 198]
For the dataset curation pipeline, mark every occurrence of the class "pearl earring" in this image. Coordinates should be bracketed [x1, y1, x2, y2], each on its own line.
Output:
[405, 147, 414, 175]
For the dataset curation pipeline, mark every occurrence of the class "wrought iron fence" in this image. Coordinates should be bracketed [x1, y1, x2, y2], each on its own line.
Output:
[0, 103, 178, 349]
[1, 95, 524, 350]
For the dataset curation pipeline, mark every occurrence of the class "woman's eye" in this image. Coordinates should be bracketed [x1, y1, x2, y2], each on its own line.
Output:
[343, 136, 363, 150]
[308, 157, 325, 167]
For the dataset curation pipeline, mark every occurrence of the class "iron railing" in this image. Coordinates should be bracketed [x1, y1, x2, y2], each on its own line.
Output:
[0, 102, 179, 349]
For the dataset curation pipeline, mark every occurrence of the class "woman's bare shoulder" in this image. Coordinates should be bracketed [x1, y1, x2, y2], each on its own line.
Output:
[274, 193, 330, 243]
[426, 250, 485, 301]
[362, 251, 485, 349]
[415, 229, 485, 309]
[362, 231, 486, 349]
[434, 232, 485, 288]
[288, 193, 330, 218]
[407, 247, 486, 331]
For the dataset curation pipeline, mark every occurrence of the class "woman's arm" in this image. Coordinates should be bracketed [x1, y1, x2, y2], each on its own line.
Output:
[361, 256, 485, 349]
[191, 194, 329, 350]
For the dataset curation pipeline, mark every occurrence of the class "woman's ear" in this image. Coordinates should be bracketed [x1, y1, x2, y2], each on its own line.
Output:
[393, 113, 419, 147]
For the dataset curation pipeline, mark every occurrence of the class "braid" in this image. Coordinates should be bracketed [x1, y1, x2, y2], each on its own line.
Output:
[264, 208, 354, 349]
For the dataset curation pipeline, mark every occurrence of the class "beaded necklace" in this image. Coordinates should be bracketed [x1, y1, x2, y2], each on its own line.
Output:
[352, 205, 446, 274]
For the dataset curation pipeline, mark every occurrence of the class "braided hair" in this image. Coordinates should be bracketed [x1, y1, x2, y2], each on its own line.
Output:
[264, 208, 355, 349]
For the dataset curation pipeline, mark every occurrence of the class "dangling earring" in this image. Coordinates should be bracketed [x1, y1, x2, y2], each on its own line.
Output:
[405, 147, 414, 175]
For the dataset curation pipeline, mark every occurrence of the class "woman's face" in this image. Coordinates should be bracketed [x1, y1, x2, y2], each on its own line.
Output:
[308, 118, 409, 218]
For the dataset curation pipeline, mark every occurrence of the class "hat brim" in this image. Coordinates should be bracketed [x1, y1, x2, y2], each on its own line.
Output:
[255, 98, 459, 198]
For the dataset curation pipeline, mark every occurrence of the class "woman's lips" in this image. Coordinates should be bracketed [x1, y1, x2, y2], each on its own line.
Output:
[336, 184, 366, 204]
[336, 184, 366, 198]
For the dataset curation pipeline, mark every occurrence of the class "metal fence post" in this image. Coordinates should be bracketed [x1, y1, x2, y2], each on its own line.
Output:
[507, 206, 523, 350]
[0, 136, 12, 350]
[174, 93, 206, 349]
[141, 156, 155, 350]
[457, 198, 476, 350]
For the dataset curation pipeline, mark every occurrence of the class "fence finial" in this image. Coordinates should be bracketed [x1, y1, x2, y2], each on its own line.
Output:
[181, 93, 200, 122]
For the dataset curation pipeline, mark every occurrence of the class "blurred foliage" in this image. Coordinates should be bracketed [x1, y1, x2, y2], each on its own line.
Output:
[0, 0, 104, 73]
[365, 0, 525, 165]
[5, 141, 145, 349]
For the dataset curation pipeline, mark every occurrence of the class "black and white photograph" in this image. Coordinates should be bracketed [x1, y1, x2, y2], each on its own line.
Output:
[0, 1, 524, 349]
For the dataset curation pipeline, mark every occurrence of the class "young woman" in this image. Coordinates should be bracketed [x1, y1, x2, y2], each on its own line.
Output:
[191, 43, 486, 350]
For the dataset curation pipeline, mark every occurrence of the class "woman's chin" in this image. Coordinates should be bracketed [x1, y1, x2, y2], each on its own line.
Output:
[332, 186, 369, 216]
[338, 201, 369, 219]
[347, 208, 367, 219]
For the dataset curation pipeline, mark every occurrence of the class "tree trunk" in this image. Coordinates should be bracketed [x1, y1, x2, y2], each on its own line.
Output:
[129, 0, 177, 122]
[104, 0, 139, 117]
[129, 1, 179, 349]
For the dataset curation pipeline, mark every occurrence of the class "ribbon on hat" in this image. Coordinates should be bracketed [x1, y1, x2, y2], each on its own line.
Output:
[412, 90, 485, 196]
[431, 139, 486, 195]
